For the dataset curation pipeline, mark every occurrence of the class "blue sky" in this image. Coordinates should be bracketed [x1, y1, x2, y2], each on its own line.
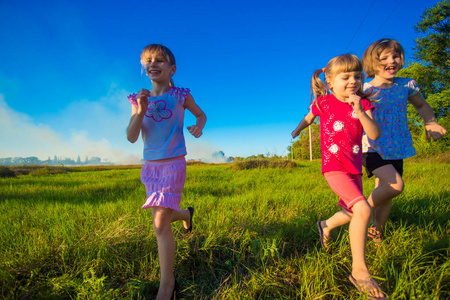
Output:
[0, 0, 440, 163]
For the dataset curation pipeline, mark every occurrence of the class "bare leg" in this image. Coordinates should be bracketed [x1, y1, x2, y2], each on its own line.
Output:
[349, 201, 370, 277]
[374, 200, 392, 232]
[350, 201, 386, 298]
[152, 207, 176, 300]
[368, 177, 380, 225]
[320, 210, 352, 245]
[171, 208, 191, 230]
[367, 164, 403, 233]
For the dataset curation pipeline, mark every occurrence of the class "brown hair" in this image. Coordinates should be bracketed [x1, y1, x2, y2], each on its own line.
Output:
[140, 44, 176, 86]
[362, 39, 404, 78]
[311, 54, 373, 108]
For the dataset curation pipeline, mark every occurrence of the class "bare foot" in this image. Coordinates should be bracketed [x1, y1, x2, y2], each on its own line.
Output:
[182, 209, 190, 230]
[182, 207, 194, 233]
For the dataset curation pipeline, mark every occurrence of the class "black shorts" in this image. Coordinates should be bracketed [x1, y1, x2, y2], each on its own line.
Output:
[362, 152, 404, 178]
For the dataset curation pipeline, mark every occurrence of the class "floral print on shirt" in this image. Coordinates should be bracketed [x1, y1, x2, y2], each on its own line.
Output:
[363, 77, 420, 160]
[146, 100, 172, 122]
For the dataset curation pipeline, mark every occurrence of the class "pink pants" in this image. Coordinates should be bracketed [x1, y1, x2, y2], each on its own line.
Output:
[324, 171, 366, 213]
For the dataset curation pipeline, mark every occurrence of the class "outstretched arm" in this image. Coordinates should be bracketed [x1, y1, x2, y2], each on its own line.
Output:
[184, 94, 206, 138]
[409, 93, 447, 141]
[291, 110, 316, 139]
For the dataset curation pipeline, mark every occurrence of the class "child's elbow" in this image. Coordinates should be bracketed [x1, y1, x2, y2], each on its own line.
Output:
[127, 134, 138, 144]
[370, 131, 381, 141]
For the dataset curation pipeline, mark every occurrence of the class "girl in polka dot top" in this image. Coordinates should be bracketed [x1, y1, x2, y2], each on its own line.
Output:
[361, 39, 446, 247]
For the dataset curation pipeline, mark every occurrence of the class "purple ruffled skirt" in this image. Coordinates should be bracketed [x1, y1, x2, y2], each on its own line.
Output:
[140, 157, 186, 211]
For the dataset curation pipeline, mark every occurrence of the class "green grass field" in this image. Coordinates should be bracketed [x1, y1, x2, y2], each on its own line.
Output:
[1, 160, 449, 299]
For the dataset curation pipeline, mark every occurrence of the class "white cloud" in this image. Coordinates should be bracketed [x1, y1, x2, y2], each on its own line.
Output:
[0, 95, 67, 158]
[0, 93, 141, 164]
[0, 89, 230, 165]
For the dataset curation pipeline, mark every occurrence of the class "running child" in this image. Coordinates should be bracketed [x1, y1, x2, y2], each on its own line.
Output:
[291, 54, 388, 299]
[127, 44, 206, 300]
[361, 39, 447, 242]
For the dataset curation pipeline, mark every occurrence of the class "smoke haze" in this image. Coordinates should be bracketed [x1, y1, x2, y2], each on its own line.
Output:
[0, 90, 228, 165]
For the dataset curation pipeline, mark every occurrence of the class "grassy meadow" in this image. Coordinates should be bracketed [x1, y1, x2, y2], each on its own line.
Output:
[0, 158, 449, 299]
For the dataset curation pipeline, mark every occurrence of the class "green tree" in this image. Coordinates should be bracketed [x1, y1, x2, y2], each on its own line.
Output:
[397, 62, 441, 99]
[288, 122, 321, 160]
[397, 0, 450, 154]
[413, 0, 450, 85]
[398, 0, 450, 98]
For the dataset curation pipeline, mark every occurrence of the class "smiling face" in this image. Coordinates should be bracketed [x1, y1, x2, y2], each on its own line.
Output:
[140, 44, 177, 86]
[375, 50, 402, 82]
[327, 71, 363, 101]
[362, 39, 404, 78]
[143, 53, 176, 83]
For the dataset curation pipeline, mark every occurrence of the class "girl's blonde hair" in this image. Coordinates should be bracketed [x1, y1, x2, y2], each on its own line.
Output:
[140, 44, 176, 86]
[362, 39, 404, 78]
[311, 54, 372, 107]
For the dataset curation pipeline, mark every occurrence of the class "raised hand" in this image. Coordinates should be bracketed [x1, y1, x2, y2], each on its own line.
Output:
[347, 94, 363, 113]
[137, 89, 151, 114]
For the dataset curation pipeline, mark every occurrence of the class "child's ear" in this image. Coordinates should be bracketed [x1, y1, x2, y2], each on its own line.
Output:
[171, 65, 177, 76]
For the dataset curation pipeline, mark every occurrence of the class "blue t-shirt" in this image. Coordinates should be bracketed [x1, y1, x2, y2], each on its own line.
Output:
[128, 86, 190, 160]
[362, 77, 420, 160]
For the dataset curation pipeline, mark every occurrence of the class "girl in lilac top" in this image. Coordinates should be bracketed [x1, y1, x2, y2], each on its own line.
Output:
[292, 54, 387, 299]
[361, 39, 446, 245]
[127, 44, 206, 299]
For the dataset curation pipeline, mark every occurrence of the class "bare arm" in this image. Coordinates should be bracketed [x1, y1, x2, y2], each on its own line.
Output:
[184, 94, 206, 138]
[409, 93, 447, 141]
[126, 89, 150, 143]
[291, 110, 316, 139]
[360, 109, 380, 140]
[347, 95, 380, 140]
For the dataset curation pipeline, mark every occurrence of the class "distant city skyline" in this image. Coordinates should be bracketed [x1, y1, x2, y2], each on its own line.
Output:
[0, 155, 105, 166]
[0, 149, 233, 166]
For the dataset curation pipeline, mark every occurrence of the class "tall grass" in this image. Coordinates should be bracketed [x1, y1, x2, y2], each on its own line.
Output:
[0, 159, 449, 299]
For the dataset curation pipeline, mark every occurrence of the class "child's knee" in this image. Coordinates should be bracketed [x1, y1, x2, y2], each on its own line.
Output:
[153, 219, 171, 236]
[390, 178, 404, 196]
[352, 200, 371, 219]
[152, 210, 172, 236]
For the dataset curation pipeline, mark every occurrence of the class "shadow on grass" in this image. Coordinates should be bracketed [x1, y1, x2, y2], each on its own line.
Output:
[168, 215, 328, 298]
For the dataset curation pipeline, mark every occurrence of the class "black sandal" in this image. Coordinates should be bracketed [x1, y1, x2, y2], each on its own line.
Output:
[185, 207, 194, 233]
[171, 279, 179, 300]
[317, 220, 329, 249]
